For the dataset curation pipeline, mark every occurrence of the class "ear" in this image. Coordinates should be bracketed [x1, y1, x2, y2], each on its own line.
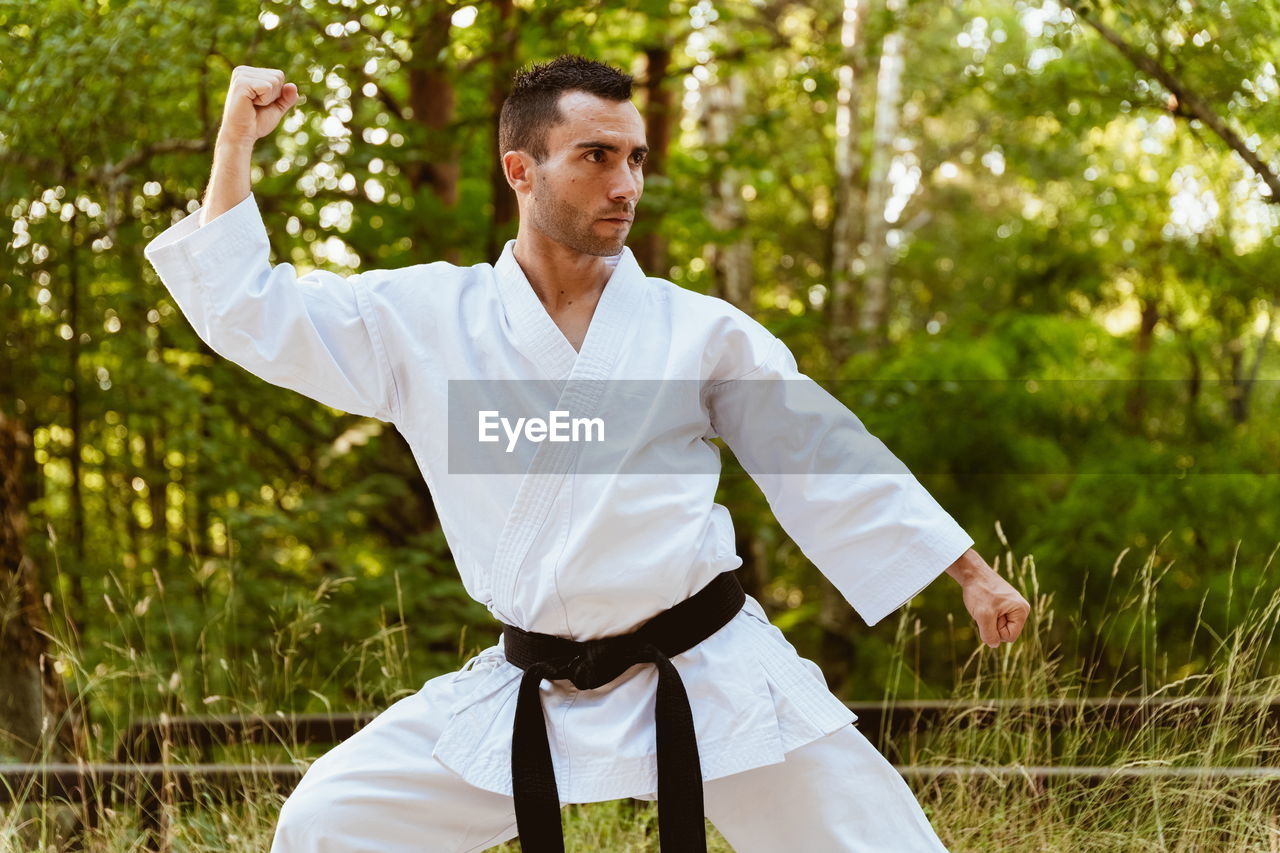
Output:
[503, 150, 535, 196]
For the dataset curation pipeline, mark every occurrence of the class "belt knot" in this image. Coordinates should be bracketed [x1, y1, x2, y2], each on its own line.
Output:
[560, 635, 657, 690]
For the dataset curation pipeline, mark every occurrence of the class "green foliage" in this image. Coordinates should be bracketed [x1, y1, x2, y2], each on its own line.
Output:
[1, 0, 1277, 795]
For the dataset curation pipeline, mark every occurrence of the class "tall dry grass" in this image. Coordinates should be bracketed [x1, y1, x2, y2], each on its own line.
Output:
[4, 526, 1279, 851]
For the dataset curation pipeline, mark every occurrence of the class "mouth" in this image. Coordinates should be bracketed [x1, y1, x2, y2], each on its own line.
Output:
[600, 217, 632, 224]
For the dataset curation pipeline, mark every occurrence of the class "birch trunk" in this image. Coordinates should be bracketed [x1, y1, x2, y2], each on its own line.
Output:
[860, 10, 905, 347]
[829, 0, 869, 351]
[703, 69, 753, 310]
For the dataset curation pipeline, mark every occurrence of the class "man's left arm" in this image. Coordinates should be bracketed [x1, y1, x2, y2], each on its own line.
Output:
[706, 335, 1029, 646]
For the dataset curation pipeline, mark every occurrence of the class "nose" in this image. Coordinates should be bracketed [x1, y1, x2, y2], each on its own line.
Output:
[610, 162, 641, 205]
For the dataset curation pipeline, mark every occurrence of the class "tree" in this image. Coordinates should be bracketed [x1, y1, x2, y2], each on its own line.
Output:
[0, 412, 83, 764]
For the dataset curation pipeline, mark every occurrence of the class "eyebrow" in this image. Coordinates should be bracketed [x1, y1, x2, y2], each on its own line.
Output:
[575, 141, 650, 157]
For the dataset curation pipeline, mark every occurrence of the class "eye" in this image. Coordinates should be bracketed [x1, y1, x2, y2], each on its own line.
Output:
[586, 149, 606, 162]
[632, 153, 647, 165]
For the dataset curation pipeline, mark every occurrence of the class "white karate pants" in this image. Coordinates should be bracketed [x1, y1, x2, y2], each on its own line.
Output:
[269, 682, 950, 853]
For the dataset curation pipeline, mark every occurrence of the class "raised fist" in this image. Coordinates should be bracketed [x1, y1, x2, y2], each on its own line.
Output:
[218, 65, 299, 145]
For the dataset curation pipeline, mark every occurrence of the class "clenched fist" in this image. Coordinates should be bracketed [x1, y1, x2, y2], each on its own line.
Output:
[217, 65, 299, 146]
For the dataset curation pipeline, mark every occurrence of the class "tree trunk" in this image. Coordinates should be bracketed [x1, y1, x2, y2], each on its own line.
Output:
[406, 2, 460, 260]
[0, 412, 83, 764]
[1125, 294, 1160, 431]
[828, 0, 869, 357]
[733, 527, 764, 606]
[859, 7, 905, 349]
[144, 427, 170, 577]
[1185, 332, 1202, 438]
[191, 406, 213, 696]
[486, 0, 517, 261]
[117, 423, 145, 575]
[702, 68, 753, 310]
[1167, 313, 1203, 441]
[817, 573, 858, 697]
[1238, 305, 1273, 424]
[1227, 336, 1247, 424]
[67, 207, 86, 627]
[633, 44, 675, 275]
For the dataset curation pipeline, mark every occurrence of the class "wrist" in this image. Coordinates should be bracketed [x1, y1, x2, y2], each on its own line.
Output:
[215, 133, 256, 156]
[945, 548, 990, 586]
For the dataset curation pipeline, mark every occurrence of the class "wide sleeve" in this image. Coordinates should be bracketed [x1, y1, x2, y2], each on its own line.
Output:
[705, 335, 974, 627]
[142, 193, 401, 424]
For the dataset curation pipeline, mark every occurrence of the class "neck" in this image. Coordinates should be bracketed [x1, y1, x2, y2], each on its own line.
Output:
[511, 226, 616, 312]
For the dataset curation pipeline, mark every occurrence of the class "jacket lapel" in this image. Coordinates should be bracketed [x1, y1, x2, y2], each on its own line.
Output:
[494, 240, 580, 381]
[488, 240, 647, 618]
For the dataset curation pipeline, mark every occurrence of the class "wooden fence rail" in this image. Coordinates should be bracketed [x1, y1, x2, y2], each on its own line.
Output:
[845, 695, 1280, 739]
[3, 696, 1278, 852]
[105, 695, 1280, 765]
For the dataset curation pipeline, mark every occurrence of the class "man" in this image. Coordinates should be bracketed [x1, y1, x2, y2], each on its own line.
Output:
[144, 55, 1030, 852]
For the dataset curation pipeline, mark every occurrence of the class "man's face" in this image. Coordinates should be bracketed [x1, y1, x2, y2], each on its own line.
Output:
[517, 90, 648, 256]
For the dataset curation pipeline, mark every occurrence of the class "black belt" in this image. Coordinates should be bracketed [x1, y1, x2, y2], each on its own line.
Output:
[500, 570, 746, 853]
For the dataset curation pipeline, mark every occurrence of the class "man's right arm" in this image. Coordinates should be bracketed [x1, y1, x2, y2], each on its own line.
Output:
[143, 66, 402, 423]
[199, 137, 254, 227]
[199, 66, 298, 226]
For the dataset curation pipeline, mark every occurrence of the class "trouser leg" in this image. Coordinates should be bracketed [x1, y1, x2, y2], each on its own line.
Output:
[269, 675, 521, 853]
[701, 723, 950, 853]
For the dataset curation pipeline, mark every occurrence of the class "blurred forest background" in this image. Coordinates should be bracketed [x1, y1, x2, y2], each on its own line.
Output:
[2, 0, 1278, 770]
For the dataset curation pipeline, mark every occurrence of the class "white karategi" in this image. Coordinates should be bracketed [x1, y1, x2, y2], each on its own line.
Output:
[143, 192, 973, 852]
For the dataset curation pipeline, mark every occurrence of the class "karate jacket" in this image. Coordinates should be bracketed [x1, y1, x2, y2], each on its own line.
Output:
[142, 192, 975, 803]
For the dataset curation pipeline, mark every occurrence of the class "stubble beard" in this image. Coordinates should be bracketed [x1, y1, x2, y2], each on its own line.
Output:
[529, 183, 627, 257]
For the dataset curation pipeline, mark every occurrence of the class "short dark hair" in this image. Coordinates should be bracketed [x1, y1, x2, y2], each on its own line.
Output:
[499, 55, 634, 164]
